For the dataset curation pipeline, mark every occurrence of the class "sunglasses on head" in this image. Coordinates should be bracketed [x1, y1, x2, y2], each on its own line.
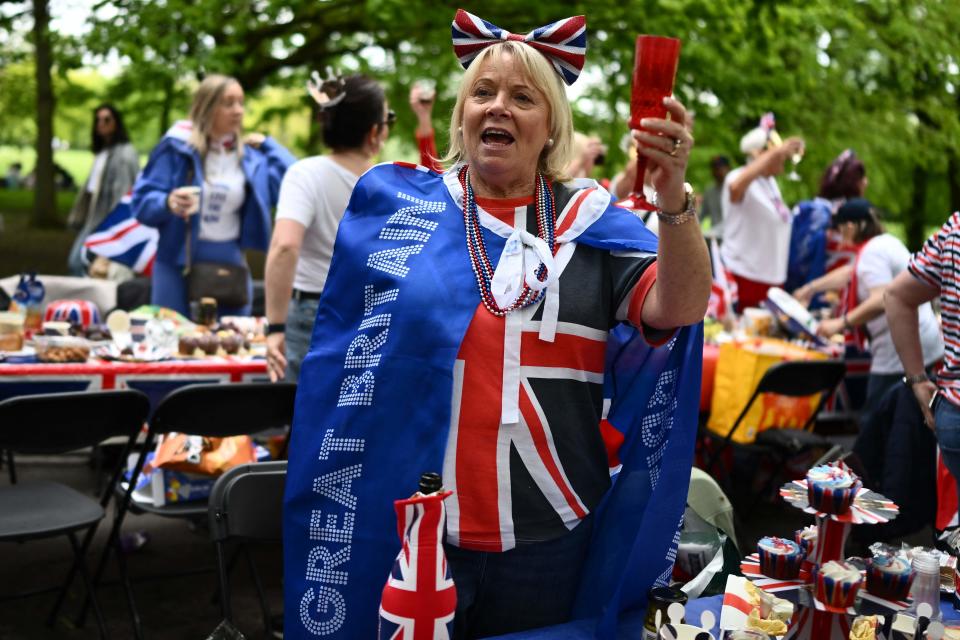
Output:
[383, 110, 396, 126]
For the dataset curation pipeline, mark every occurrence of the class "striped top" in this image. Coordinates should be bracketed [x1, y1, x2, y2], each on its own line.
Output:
[908, 211, 960, 405]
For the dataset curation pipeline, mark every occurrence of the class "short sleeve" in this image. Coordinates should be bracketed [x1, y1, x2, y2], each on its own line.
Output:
[858, 235, 908, 291]
[275, 161, 319, 228]
[908, 212, 958, 290]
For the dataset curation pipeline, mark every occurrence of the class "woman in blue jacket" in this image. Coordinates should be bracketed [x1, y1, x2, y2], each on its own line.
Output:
[132, 74, 295, 317]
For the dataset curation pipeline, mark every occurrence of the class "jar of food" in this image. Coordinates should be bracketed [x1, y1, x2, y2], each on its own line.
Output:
[643, 586, 687, 639]
[198, 297, 218, 327]
[0, 311, 25, 351]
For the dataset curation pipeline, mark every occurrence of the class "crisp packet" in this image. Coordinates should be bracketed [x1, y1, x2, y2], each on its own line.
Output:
[849, 615, 880, 640]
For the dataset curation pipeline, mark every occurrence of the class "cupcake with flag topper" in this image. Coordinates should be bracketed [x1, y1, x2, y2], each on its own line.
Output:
[757, 536, 803, 579]
[806, 461, 861, 514]
[815, 560, 862, 612]
[865, 553, 914, 601]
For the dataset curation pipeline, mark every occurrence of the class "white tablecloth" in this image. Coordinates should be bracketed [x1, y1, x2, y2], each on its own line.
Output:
[1, 275, 118, 315]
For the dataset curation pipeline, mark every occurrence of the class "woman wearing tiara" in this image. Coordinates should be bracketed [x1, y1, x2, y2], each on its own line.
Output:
[264, 73, 394, 382]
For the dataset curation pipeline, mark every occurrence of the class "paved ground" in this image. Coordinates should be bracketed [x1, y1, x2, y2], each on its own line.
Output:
[0, 441, 937, 639]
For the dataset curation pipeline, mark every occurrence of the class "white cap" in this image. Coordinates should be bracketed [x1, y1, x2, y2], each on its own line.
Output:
[739, 127, 768, 155]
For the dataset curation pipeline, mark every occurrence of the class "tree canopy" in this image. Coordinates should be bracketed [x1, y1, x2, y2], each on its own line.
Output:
[2, 0, 958, 245]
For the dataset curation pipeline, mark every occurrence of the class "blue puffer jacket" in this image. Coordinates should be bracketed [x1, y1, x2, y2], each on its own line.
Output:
[132, 121, 296, 266]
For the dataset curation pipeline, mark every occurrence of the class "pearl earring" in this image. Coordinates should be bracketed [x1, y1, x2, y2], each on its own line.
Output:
[546, 138, 554, 149]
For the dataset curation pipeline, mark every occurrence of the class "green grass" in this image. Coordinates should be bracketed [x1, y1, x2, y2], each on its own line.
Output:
[0, 190, 76, 276]
[0, 145, 96, 188]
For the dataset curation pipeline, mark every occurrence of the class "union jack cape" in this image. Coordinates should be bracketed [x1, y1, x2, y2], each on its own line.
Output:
[83, 190, 158, 275]
[282, 163, 702, 638]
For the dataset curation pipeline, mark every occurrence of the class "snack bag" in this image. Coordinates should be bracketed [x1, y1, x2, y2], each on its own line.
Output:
[152, 433, 256, 476]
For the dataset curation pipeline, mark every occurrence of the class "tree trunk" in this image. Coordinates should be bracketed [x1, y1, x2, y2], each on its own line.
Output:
[948, 151, 960, 217]
[158, 74, 175, 141]
[907, 164, 928, 252]
[31, 0, 58, 229]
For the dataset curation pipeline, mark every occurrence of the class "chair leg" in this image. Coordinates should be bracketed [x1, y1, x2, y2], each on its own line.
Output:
[49, 518, 105, 626]
[216, 541, 233, 622]
[114, 537, 144, 640]
[68, 532, 110, 640]
[243, 544, 273, 636]
[6, 449, 15, 484]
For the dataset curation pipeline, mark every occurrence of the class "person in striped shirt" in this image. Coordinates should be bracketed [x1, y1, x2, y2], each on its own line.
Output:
[885, 212, 959, 490]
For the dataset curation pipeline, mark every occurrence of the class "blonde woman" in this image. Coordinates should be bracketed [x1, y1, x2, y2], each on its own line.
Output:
[132, 74, 295, 316]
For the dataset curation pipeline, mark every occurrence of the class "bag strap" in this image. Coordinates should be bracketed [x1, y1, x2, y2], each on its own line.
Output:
[182, 163, 195, 276]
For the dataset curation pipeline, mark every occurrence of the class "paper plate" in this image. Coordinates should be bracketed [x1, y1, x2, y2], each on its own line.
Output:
[763, 287, 825, 346]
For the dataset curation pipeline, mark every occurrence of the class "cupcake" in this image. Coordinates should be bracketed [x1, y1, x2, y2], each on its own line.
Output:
[865, 554, 913, 600]
[806, 462, 861, 514]
[814, 560, 862, 611]
[794, 525, 817, 559]
[178, 334, 198, 356]
[196, 333, 219, 356]
[757, 536, 803, 579]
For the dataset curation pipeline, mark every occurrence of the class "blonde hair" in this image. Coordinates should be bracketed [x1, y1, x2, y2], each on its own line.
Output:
[443, 41, 573, 183]
[188, 74, 244, 159]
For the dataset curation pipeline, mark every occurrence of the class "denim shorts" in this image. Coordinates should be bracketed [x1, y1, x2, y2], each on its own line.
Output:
[284, 296, 319, 383]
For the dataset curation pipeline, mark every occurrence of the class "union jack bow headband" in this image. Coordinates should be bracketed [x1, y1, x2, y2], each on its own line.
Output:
[451, 9, 587, 86]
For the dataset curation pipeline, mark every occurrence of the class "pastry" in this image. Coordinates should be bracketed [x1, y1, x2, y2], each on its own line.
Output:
[865, 554, 913, 601]
[806, 462, 861, 514]
[815, 560, 862, 610]
[757, 536, 803, 579]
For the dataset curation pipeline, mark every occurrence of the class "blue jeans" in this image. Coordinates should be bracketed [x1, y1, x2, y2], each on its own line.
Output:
[935, 395, 960, 499]
[284, 296, 319, 383]
[444, 515, 593, 639]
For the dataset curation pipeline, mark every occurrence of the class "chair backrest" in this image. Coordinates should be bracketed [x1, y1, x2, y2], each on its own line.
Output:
[150, 382, 297, 438]
[754, 359, 847, 398]
[0, 389, 150, 454]
[208, 461, 287, 542]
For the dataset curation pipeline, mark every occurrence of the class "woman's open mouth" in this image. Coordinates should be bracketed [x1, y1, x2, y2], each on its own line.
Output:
[481, 127, 515, 147]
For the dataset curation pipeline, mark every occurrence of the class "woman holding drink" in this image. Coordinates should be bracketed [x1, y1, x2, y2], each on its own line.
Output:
[132, 74, 295, 317]
[282, 10, 709, 638]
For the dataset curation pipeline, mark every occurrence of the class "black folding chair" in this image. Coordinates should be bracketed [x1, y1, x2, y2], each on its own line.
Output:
[0, 389, 150, 640]
[208, 460, 287, 638]
[86, 381, 296, 639]
[703, 359, 847, 508]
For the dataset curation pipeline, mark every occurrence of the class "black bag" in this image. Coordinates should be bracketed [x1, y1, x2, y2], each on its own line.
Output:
[180, 165, 249, 308]
[186, 262, 249, 307]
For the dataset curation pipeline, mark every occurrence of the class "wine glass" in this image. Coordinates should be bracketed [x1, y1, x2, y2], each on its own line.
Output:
[787, 148, 804, 182]
[618, 35, 682, 212]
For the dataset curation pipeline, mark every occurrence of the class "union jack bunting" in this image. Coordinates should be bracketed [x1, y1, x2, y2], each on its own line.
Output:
[43, 299, 102, 328]
[83, 190, 158, 275]
[379, 490, 456, 640]
[451, 9, 587, 85]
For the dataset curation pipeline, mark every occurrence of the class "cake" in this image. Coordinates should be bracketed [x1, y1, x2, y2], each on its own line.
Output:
[794, 525, 817, 558]
[757, 536, 803, 579]
[865, 554, 913, 601]
[806, 462, 861, 514]
[814, 560, 862, 610]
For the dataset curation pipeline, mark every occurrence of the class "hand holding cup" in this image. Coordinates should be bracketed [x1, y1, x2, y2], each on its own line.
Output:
[167, 186, 201, 219]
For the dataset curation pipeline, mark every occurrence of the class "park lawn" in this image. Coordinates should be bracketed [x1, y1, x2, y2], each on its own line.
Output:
[0, 146, 97, 188]
[0, 189, 76, 276]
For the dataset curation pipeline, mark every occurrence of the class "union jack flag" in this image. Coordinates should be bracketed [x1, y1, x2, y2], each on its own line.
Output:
[43, 299, 102, 328]
[451, 9, 587, 85]
[379, 490, 457, 640]
[83, 190, 158, 275]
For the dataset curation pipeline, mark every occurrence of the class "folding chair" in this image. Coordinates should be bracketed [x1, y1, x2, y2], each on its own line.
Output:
[86, 381, 296, 639]
[703, 359, 847, 508]
[208, 460, 287, 638]
[0, 389, 150, 640]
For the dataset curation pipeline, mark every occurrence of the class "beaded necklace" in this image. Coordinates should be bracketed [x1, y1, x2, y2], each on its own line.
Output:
[458, 165, 557, 316]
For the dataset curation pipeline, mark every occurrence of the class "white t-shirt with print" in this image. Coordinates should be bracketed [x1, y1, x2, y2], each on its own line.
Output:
[198, 147, 246, 242]
[275, 156, 359, 294]
[856, 233, 943, 374]
[720, 167, 793, 284]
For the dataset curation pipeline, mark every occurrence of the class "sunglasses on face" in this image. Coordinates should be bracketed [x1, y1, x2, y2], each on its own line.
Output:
[383, 110, 396, 126]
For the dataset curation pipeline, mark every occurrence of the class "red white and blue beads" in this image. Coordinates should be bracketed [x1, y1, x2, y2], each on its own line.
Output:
[458, 166, 557, 317]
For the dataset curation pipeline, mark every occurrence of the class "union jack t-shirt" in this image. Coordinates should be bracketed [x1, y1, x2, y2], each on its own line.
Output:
[442, 185, 666, 552]
[908, 211, 960, 407]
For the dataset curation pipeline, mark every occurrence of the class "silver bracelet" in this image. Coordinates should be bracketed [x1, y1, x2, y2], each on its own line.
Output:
[656, 209, 698, 225]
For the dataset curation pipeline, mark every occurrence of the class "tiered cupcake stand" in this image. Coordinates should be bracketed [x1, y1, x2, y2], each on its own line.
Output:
[739, 476, 901, 639]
